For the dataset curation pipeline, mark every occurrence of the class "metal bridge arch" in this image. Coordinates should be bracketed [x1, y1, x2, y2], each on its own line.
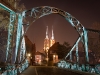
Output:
[0, 3, 16, 63]
[18, 6, 89, 63]
[1, 2, 99, 74]
[0, 3, 89, 64]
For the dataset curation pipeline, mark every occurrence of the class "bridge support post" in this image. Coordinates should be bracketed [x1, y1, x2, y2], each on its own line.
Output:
[83, 29, 89, 63]
[15, 13, 23, 63]
[70, 52, 72, 62]
[76, 43, 79, 63]
[6, 12, 16, 63]
[0, 3, 16, 63]
[76, 43, 79, 70]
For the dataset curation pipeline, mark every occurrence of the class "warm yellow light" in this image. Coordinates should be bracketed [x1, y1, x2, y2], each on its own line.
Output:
[53, 55, 56, 58]
[27, 53, 31, 57]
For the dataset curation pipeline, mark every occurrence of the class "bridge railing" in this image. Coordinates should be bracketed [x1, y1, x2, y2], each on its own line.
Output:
[57, 28, 100, 74]
[57, 29, 100, 74]
[0, 59, 29, 75]
[57, 60, 100, 74]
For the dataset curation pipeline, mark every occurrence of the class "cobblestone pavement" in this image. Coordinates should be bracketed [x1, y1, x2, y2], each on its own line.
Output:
[19, 66, 98, 75]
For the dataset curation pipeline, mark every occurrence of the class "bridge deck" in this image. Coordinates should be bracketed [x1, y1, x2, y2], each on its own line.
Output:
[19, 66, 98, 75]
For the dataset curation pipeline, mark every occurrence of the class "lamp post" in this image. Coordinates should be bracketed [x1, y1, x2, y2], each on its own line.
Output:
[46, 49, 48, 62]
[27, 53, 31, 65]
[45, 47, 49, 65]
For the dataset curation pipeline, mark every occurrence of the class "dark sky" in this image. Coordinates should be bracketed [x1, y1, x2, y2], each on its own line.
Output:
[20, 0, 100, 51]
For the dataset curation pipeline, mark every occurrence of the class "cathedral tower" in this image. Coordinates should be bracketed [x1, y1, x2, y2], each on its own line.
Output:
[50, 26, 55, 47]
[43, 26, 55, 60]
[44, 26, 50, 52]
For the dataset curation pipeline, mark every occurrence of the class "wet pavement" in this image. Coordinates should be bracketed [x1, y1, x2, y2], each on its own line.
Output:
[19, 66, 98, 75]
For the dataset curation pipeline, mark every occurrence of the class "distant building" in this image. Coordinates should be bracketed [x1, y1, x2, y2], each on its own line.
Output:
[24, 35, 36, 64]
[48, 42, 60, 62]
[35, 51, 45, 65]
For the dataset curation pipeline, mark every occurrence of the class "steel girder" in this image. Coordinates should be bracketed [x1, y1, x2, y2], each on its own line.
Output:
[15, 13, 23, 63]
[0, 3, 16, 63]
[22, 6, 89, 63]
[0, 4, 89, 63]
[16, 25, 26, 63]
[20, 25, 26, 62]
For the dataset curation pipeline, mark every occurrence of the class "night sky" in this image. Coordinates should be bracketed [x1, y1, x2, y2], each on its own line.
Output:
[20, 0, 100, 51]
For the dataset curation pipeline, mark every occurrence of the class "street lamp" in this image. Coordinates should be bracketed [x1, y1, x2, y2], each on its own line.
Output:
[27, 53, 31, 57]
[27, 53, 31, 65]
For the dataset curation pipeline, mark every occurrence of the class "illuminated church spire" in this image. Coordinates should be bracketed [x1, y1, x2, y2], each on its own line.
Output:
[44, 26, 49, 52]
[43, 26, 55, 60]
[46, 26, 49, 39]
[51, 26, 54, 40]
[50, 26, 55, 47]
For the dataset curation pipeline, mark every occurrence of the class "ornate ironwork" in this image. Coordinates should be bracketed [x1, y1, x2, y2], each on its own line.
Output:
[0, 4, 93, 74]
[22, 6, 88, 63]
[24, 6, 84, 35]
[0, 3, 16, 63]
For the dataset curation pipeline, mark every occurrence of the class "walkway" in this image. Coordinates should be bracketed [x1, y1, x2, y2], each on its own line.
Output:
[19, 66, 98, 75]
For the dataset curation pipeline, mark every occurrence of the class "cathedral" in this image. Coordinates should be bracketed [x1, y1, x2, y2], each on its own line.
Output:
[43, 26, 55, 59]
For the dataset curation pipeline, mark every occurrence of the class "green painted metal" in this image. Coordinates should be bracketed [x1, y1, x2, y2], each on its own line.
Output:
[6, 12, 16, 63]
[0, 3, 100, 74]
[22, 6, 89, 63]
[0, 3, 13, 12]
[0, 3, 16, 63]
[15, 13, 23, 63]
[83, 29, 89, 63]
[76, 43, 79, 63]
